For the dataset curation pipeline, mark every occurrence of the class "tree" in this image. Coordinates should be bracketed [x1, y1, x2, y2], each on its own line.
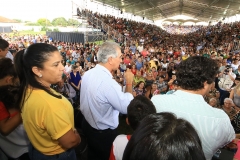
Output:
[37, 18, 51, 26]
[52, 17, 68, 27]
[13, 19, 22, 23]
[67, 18, 81, 26]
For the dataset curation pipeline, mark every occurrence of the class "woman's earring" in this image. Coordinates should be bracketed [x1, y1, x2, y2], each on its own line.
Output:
[39, 74, 42, 78]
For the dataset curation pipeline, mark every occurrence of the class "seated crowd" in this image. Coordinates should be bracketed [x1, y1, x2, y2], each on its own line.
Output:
[0, 11, 240, 160]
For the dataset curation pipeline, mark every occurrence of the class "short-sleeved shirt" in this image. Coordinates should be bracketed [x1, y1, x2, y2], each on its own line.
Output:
[133, 88, 146, 96]
[22, 89, 74, 155]
[0, 101, 9, 121]
[69, 71, 81, 87]
[152, 90, 235, 160]
[156, 81, 167, 91]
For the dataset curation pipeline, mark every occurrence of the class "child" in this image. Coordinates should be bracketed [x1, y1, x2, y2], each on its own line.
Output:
[109, 95, 156, 160]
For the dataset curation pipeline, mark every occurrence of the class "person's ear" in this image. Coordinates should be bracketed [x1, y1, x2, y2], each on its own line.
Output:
[126, 117, 130, 126]
[108, 56, 113, 65]
[5, 76, 14, 85]
[32, 66, 42, 78]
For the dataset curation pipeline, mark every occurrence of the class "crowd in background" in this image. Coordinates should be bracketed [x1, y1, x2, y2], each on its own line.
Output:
[1, 10, 240, 160]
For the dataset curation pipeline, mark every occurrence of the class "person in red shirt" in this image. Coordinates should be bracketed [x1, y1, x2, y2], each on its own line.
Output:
[141, 48, 149, 58]
[0, 58, 21, 136]
[123, 55, 131, 65]
[173, 49, 180, 58]
[131, 64, 137, 75]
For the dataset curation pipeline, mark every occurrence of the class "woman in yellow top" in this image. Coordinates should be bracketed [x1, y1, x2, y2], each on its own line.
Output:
[14, 43, 81, 160]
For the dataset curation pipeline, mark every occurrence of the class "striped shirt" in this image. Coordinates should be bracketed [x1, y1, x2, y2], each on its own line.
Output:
[151, 90, 235, 160]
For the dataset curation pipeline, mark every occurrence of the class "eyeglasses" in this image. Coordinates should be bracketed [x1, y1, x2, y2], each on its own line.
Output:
[224, 102, 232, 105]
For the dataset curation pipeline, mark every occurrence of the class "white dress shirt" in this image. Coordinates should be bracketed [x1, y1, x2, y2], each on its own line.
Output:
[80, 64, 133, 130]
[64, 65, 72, 74]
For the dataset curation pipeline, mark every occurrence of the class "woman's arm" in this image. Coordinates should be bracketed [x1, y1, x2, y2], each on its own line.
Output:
[77, 80, 82, 89]
[67, 84, 76, 99]
[230, 89, 234, 100]
[58, 129, 81, 149]
[0, 108, 22, 136]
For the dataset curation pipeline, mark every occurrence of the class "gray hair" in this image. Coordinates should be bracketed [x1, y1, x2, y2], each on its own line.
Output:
[97, 41, 120, 63]
[209, 98, 217, 103]
[224, 98, 233, 103]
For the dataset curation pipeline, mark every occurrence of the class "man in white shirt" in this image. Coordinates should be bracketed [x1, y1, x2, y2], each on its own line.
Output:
[72, 48, 80, 62]
[218, 66, 236, 105]
[64, 60, 72, 74]
[137, 44, 143, 53]
[151, 56, 235, 160]
[80, 42, 134, 160]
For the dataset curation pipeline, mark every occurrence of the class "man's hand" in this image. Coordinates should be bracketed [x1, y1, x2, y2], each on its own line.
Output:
[124, 68, 134, 84]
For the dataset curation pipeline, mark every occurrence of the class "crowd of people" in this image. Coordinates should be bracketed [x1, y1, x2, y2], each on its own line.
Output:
[162, 24, 202, 34]
[1, 9, 240, 160]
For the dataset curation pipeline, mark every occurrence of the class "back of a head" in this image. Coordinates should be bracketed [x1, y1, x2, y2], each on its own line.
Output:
[127, 95, 156, 130]
[97, 41, 120, 63]
[0, 39, 9, 50]
[176, 56, 218, 90]
[0, 58, 17, 85]
[0, 85, 19, 109]
[123, 112, 206, 160]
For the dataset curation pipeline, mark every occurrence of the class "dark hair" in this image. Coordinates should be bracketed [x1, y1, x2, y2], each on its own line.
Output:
[134, 81, 145, 89]
[176, 56, 218, 90]
[0, 85, 20, 109]
[0, 58, 17, 81]
[159, 75, 165, 79]
[72, 65, 78, 70]
[127, 95, 156, 130]
[14, 43, 61, 109]
[123, 112, 205, 160]
[0, 39, 9, 50]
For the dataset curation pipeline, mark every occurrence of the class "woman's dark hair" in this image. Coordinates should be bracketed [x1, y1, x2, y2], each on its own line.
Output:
[0, 39, 9, 50]
[14, 43, 61, 109]
[123, 112, 206, 160]
[134, 81, 145, 89]
[72, 65, 78, 70]
[127, 95, 156, 130]
[0, 58, 17, 82]
[176, 56, 218, 90]
[0, 85, 20, 109]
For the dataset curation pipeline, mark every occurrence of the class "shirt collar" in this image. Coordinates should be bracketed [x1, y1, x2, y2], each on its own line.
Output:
[173, 90, 204, 101]
[95, 64, 113, 78]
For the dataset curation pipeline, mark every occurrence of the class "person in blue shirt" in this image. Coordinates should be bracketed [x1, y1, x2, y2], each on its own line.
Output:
[135, 57, 143, 70]
[69, 65, 81, 102]
[129, 44, 136, 54]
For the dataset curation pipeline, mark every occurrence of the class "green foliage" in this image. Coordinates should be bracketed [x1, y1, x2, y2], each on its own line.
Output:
[53, 28, 59, 32]
[52, 17, 68, 27]
[13, 19, 22, 23]
[25, 22, 41, 26]
[9, 30, 46, 36]
[68, 18, 81, 26]
[37, 18, 51, 26]
[41, 26, 52, 31]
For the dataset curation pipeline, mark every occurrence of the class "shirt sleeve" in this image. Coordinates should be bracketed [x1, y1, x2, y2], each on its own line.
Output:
[0, 102, 10, 121]
[43, 106, 73, 140]
[213, 114, 235, 149]
[103, 81, 133, 114]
